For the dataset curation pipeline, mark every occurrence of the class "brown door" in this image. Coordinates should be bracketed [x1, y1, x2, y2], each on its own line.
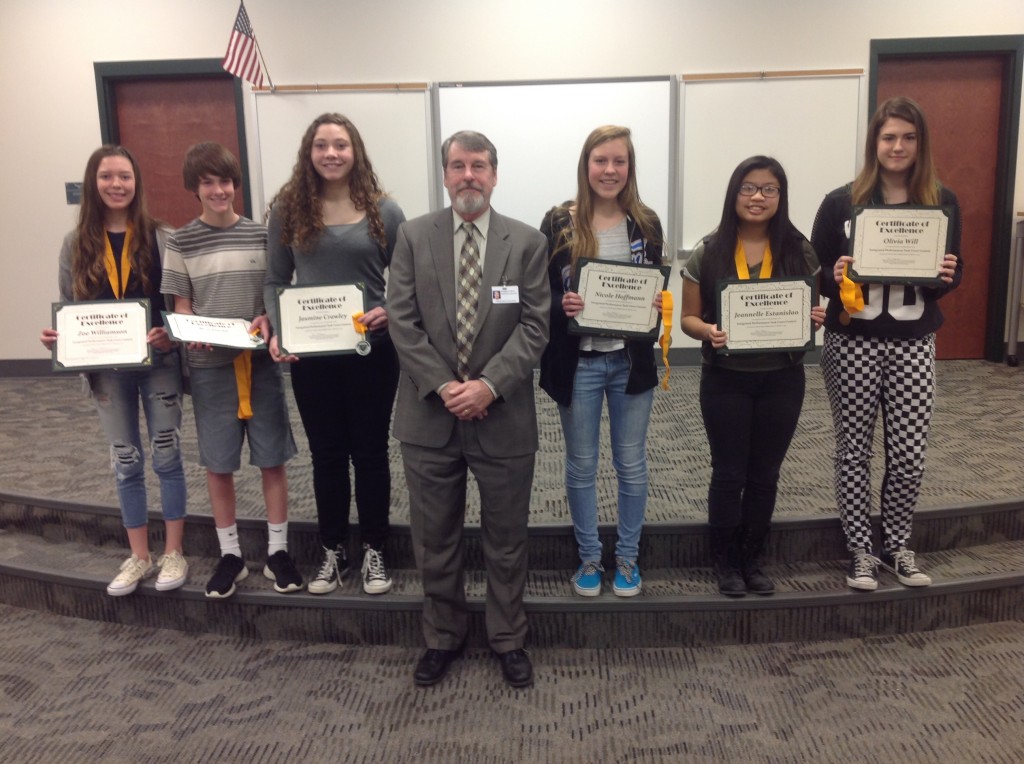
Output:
[876, 55, 1004, 359]
[113, 77, 244, 228]
[96, 60, 249, 228]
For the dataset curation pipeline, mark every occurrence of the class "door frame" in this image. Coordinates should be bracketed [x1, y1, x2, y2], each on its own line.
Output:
[869, 35, 1024, 362]
[93, 58, 252, 219]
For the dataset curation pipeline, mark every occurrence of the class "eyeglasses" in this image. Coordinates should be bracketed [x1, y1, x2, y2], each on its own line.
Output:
[738, 183, 781, 198]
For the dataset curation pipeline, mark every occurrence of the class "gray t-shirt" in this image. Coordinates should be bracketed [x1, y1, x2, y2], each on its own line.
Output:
[581, 218, 629, 354]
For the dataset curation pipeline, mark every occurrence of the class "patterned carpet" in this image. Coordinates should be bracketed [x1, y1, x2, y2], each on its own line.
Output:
[4, 360, 1022, 524]
[0, 603, 1022, 763]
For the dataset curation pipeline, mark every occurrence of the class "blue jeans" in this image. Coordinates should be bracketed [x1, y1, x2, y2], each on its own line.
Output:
[90, 349, 187, 529]
[558, 349, 654, 563]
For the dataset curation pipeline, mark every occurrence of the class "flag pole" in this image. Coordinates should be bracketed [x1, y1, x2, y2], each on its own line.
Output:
[242, 1, 274, 91]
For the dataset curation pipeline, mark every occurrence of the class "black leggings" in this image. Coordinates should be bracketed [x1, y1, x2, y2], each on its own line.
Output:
[699, 363, 805, 529]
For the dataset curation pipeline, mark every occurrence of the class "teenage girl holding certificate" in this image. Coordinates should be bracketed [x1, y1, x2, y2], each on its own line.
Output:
[680, 156, 823, 597]
[264, 113, 405, 596]
[811, 96, 961, 592]
[39, 146, 187, 596]
[540, 125, 663, 598]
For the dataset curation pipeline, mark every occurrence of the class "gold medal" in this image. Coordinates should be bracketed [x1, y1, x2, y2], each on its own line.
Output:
[839, 310, 851, 326]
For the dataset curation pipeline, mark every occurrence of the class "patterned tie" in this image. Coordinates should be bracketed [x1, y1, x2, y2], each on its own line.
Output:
[456, 222, 481, 380]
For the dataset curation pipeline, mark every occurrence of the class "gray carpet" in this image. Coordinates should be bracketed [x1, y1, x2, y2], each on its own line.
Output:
[5, 360, 1023, 524]
[0, 603, 1022, 763]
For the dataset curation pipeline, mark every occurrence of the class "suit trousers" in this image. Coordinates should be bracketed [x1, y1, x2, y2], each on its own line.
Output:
[402, 421, 534, 652]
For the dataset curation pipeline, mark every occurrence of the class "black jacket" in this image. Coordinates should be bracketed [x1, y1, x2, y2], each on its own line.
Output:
[538, 204, 663, 407]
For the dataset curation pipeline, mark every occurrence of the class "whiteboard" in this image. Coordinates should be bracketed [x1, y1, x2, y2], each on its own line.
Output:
[680, 75, 862, 250]
[438, 79, 673, 234]
[252, 89, 433, 222]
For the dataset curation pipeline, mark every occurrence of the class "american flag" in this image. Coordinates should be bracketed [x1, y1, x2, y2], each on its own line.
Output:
[222, 2, 265, 88]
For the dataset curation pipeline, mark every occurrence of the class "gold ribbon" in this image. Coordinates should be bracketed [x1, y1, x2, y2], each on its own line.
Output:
[103, 227, 133, 298]
[659, 290, 673, 390]
[233, 351, 253, 420]
[839, 264, 865, 316]
[351, 311, 367, 340]
[734, 241, 772, 280]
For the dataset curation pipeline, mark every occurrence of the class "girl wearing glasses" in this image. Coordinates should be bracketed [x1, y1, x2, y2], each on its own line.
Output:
[681, 156, 823, 596]
[540, 125, 663, 598]
[811, 96, 961, 592]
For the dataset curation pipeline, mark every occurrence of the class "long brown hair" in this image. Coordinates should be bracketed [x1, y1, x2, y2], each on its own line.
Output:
[551, 125, 661, 270]
[271, 113, 388, 252]
[851, 96, 940, 206]
[72, 145, 155, 300]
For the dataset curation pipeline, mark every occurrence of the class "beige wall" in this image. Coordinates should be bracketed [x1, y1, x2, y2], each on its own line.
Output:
[3, 0, 1023, 361]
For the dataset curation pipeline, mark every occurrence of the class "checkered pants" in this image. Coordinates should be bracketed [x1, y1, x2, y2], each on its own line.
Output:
[821, 331, 936, 553]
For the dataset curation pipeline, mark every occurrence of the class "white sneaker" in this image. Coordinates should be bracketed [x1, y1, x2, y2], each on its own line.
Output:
[107, 554, 153, 596]
[361, 545, 393, 595]
[155, 550, 189, 591]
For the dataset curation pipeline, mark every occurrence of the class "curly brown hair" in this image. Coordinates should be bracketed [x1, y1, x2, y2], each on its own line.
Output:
[72, 145, 155, 300]
[270, 113, 388, 252]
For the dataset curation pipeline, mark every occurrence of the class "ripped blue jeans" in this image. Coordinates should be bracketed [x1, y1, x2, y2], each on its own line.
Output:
[89, 349, 187, 529]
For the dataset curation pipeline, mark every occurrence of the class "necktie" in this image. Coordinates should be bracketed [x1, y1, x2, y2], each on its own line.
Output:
[456, 222, 481, 380]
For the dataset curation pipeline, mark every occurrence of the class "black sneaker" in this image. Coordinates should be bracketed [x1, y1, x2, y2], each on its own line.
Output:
[308, 546, 349, 595]
[846, 549, 880, 591]
[263, 550, 304, 593]
[206, 554, 248, 599]
[361, 544, 393, 595]
[879, 546, 932, 587]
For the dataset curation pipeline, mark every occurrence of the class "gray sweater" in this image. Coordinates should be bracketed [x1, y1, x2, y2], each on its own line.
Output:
[263, 198, 405, 342]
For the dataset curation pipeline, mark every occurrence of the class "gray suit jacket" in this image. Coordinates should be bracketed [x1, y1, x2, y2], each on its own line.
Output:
[387, 207, 550, 457]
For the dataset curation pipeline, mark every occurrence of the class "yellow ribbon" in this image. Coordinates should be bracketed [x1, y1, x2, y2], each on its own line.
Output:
[839, 263, 865, 315]
[734, 241, 772, 280]
[659, 291, 673, 390]
[233, 351, 253, 420]
[103, 227, 133, 299]
[351, 311, 367, 340]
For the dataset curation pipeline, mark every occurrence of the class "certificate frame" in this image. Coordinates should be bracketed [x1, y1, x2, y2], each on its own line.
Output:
[848, 205, 952, 285]
[569, 258, 670, 341]
[716, 276, 816, 354]
[52, 299, 152, 371]
[274, 282, 369, 357]
[162, 312, 267, 350]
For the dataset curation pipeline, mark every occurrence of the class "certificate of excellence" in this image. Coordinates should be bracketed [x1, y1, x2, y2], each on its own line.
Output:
[849, 206, 951, 285]
[569, 259, 670, 341]
[163, 313, 267, 350]
[274, 283, 368, 357]
[52, 299, 152, 371]
[716, 276, 816, 354]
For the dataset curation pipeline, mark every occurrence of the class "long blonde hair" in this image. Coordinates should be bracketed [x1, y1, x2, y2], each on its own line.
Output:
[552, 125, 661, 270]
[852, 96, 940, 206]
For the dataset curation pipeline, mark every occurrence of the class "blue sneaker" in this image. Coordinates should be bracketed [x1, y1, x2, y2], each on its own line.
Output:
[571, 561, 604, 597]
[613, 557, 642, 597]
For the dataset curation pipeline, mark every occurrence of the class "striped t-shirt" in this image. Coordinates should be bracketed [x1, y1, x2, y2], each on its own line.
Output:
[162, 217, 268, 368]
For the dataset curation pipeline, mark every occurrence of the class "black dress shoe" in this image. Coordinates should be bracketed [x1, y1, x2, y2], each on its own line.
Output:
[414, 648, 461, 687]
[497, 648, 533, 688]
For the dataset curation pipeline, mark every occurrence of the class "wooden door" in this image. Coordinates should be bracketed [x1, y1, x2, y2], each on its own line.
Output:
[96, 60, 250, 228]
[876, 55, 1003, 359]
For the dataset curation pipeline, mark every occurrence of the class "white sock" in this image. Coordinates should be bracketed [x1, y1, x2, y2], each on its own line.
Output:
[268, 521, 288, 556]
[216, 524, 242, 558]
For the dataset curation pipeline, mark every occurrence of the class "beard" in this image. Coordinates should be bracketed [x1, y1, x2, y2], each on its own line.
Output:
[451, 187, 487, 217]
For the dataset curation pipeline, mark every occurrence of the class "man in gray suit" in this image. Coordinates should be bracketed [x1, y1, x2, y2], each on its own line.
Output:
[387, 130, 550, 688]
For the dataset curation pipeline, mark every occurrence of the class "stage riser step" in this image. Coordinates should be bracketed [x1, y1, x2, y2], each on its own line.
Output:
[1, 574, 1020, 648]
[3, 497, 1022, 570]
